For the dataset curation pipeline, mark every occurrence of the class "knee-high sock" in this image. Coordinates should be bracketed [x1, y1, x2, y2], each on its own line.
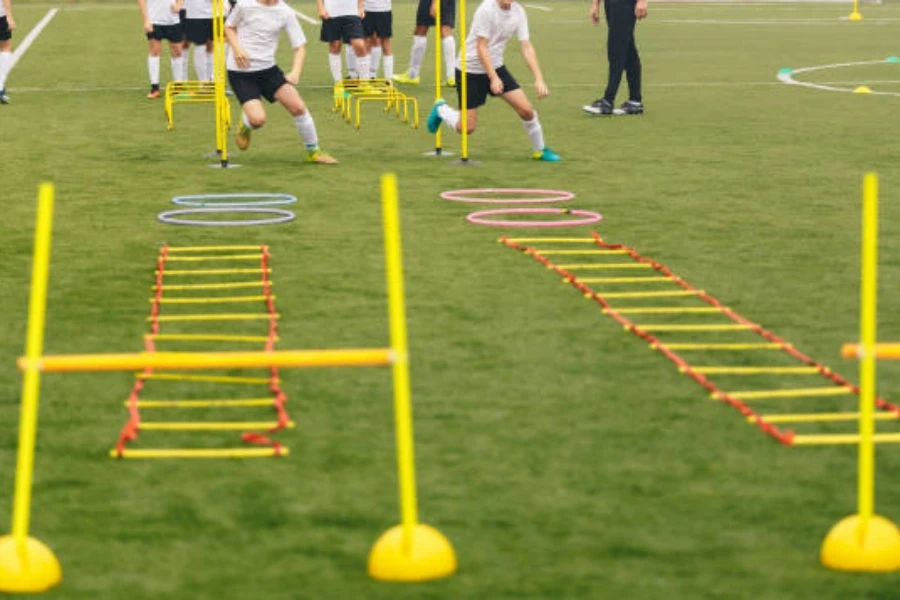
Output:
[293, 111, 319, 149]
[328, 53, 343, 82]
[356, 54, 370, 80]
[370, 46, 382, 78]
[193, 47, 208, 81]
[171, 55, 185, 81]
[345, 49, 358, 78]
[442, 36, 456, 81]
[148, 55, 161, 86]
[408, 35, 427, 77]
[0, 51, 13, 90]
[206, 51, 214, 81]
[521, 111, 545, 153]
[437, 102, 460, 132]
[382, 54, 394, 80]
[242, 112, 262, 130]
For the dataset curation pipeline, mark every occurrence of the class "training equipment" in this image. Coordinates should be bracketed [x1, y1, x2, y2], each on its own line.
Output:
[172, 193, 298, 207]
[467, 208, 601, 228]
[441, 188, 574, 204]
[333, 79, 419, 131]
[157, 208, 296, 226]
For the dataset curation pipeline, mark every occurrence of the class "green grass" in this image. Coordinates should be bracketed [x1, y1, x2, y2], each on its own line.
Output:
[3, 1, 900, 598]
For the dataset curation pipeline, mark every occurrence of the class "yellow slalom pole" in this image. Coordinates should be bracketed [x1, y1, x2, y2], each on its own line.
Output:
[459, 0, 468, 161]
[434, 0, 443, 154]
[0, 184, 62, 593]
[368, 173, 456, 581]
[849, 0, 862, 21]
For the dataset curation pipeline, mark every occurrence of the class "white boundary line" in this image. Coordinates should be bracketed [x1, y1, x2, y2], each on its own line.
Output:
[289, 4, 320, 25]
[524, 3, 553, 11]
[9, 9, 58, 72]
[778, 58, 900, 97]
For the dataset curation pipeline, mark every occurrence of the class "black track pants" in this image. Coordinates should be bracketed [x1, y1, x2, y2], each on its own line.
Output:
[603, 0, 642, 103]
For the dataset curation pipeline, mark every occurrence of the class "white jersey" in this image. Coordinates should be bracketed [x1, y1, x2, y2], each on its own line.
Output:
[364, 0, 390, 12]
[146, 0, 181, 26]
[185, 0, 213, 20]
[226, 0, 307, 72]
[458, 0, 529, 75]
[325, 0, 358, 17]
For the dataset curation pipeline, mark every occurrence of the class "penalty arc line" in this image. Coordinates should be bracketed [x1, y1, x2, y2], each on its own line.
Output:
[9, 9, 58, 73]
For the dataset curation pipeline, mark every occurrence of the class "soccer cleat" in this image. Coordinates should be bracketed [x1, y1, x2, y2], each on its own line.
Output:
[427, 99, 446, 134]
[307, 149, 339, 164]
[533, 147, 562, 162]
[235, 123, 252, 150]
[392, 73, 420, 85]
[146, 88, 161, 100]
[614, 100, 644, 115]
[446, 77, 456, 87]
[582, 98, 613, 116]
[0, 90, 9, 104]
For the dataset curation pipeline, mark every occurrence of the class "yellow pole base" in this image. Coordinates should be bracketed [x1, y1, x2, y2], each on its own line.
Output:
[0, 535, 62, 593]
[854, 86, 873, 94]
[821, 515, 900, 572]
[368, 524, 456, 582]
[848, 11, 863, 21]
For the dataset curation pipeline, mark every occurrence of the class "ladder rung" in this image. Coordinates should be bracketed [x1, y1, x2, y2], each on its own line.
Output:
[140, 421, 295, 431]
[606, 307, 721, 315]
[504, 238, 597, 243]
[150, 314, 278, 322]
[157, 268, 271, 276]
[571, 276, 671, 284]
[136, 373, 275, 385]
[111, 447, 289, 459]
[691, 367, 819, 375]
[167, 245, 265, 253]
[154, 281, 271, 291]
[130, 398, 274, 408]
[557, 263, 651, 270]
[717, 387, 853, 400]
[165, 254, 262, 262]
[639, 324, 752, 332]
[792, 433, 900, 446]
[535, 250, 627, 256]
[153, 295, 271, 305]
[749, 412, 900, 424]
[661, 343, 782, 351]
[145, 334, 277, 343]
[596, 290, 698, 300]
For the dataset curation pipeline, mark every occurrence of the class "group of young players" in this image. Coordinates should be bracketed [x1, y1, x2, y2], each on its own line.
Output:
[129, 0, 645, 164]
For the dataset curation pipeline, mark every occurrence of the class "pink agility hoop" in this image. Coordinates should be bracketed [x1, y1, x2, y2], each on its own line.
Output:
[441, 188, 575, 204]
[466, 208, 603, 228]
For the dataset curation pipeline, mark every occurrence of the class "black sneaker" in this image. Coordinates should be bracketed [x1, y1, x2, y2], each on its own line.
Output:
[582, 98, 613, 116]
[614, 100, 644, 115]
[0, 90, 9, 105]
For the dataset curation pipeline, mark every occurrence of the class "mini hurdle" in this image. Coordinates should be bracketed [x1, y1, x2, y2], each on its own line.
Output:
[0, 176, 456, 593]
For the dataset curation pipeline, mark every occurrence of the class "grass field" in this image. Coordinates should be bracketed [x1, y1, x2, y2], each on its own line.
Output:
[3, 0, 900, 598]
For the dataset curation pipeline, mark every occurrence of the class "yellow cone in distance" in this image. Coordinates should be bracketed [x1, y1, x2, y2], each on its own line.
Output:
[368, 524, 456, 582]
[848, 11, 862, 21]
[854, 86, 873, 94]
[0, 535, 62, 593]
[821, 515, 900, 572]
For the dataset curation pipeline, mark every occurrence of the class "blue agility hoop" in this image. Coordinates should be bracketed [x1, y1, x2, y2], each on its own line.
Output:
[172, 193, 298, 207]
[157, 208, 296, 227]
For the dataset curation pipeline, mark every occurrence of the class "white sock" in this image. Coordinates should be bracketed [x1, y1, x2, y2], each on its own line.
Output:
[522, 111, 545, 153]
[206, 51, 214, 81]
[356, 54, 370, 80]
[242, 112, 261, 130]
[171, 55, 185, 81]
[328, 53, 343, 83]
[346, 50, 358, 78]
[437, 103, 460, 132]
[409, 35, 427, 78]
[442, 36, 456, 81]
[193, 48, 207, 81]
[0, 51, 12, 90]
[370, 47, 382, 78]
[148, 55, 161, 86]
[383, 55, 394, 80]
[293, 111, 319, 149]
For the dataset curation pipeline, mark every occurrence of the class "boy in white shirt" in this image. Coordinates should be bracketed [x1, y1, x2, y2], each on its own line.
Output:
[138, 0, 186, 99]
[226, 0, 338, 164]
[362, 0, 392, 79]
[317, 0, 369, 82]
[183, 0, 214, 81]
[427, 0, 560, 162]
[0, 0, 15, 104]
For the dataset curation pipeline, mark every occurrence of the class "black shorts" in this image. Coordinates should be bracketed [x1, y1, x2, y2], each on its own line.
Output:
[416, 0, 455, 28]
[228, 65, 289, 104]
[184, 18, 213, 44]
[0, 17, 11, 42]
[455, 66, 520, 109]
[319, 15, 364, 43]
[146, 23, 184, 42]
[363, 11, 392, 39]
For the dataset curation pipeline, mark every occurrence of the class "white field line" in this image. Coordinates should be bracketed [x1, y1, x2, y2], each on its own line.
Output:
[778, 59, 900, 97]
[9, 9, 57, 72]
[524, 3, 553, 11]
[290, 5, 320, 25]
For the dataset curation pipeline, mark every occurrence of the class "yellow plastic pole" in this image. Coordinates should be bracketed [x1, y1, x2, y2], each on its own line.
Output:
[858, 172, 878, 533]
[0, 183, 62, 593]
[459, 0, 468, 161]
[849, 0, 862, 21]
[434, 0, 443, 154]
[213, 0, 229, 166]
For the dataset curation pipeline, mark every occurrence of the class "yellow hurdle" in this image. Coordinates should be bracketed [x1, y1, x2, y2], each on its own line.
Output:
[140, 421, 296, 431]
[536, 250, 627, 256]
[557, 263, 652, 270]
[166, 245, 264, 252]
[662, 343, 782, 351]
[748, 412, 900, 424]
[152, 295, 270, 304]
[690, 366, 819, 375]
[111, 447, 288, 459]
[718, 387, 853, 400]
[130, 398, 275, 408]
[153, 281, 271, 291]
[572, 276, 671, 284]
[150, 313, 278, 322]
[597, 290, 698, 300]
[146, 334, 277, 343]
[136, 373, 274, 385]
[606, 307, 720, 315]
[639, 324, 752, 332]
[164, 254, 262, 262]
[157, 268, 271, 276]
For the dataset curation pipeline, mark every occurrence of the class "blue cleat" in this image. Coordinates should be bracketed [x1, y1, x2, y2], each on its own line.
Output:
[533, 147, 562, 162]
[427, 99, 446, 134]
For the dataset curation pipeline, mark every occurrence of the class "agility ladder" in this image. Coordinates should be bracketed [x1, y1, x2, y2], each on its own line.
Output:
[113, 244, 292, 459]
[501, 233, 900, 446]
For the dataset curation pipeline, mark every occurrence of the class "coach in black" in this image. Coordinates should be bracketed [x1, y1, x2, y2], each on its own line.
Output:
[582, 0, 647, 116]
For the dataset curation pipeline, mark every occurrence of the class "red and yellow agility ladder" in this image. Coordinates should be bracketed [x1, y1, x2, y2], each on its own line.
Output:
[500, 233, 900, 446]
[113, 244, 293, 459]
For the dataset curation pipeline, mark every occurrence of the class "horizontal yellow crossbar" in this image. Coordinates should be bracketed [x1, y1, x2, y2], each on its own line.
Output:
[748, 412, 900, 424]
[167, 245, 265, 253]
[21, 348, 394, 373]
[792, 433, 900, 446]
[153, 295, 271, 304]
[597, 290, 698, 300]
[137, 373, 274, 385]
[536, 250, 627, 256]
[110, 447, 288, 459]
[842, 343, 900, 360]
[661, 343, 782, 351]
[557, 263, 651, 270]
[157, 268, 271, 276]
[606, 307, 721, 315]
[146, 334, 277, 343]
[150, 314, 278, 322]
[504, 238, 597, 243]
[571, 276, 671, 284]
[691, 366, 819, 375]
[717, 387, 853, 400]
[639, 324, 752, 332]
[131, 398, 274, 408]
[154, 281, 271, 291]
[165, 254, 262, 262]
[140, 421, 295, 431]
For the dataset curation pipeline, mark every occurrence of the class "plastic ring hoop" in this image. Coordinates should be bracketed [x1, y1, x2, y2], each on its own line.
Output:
[441, 188, 574, 204]
[466, 208, 602, 228]
[172, 193, 298, 207]
[157, 208, 296, 227]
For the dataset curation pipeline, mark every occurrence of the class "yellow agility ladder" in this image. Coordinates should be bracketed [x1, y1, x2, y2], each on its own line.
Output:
[501, 233, 900, 446]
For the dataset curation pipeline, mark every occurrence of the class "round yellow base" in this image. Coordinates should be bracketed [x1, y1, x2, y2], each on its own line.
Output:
[848, 11, 863, 21]
[0, 535, 62, 593]
[368, 524, 456, 582]
[821, 515, 900, 572]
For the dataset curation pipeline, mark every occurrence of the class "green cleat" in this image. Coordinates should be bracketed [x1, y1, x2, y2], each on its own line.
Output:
[393, 73, 421, 85]
[533, 147, 562, 162]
